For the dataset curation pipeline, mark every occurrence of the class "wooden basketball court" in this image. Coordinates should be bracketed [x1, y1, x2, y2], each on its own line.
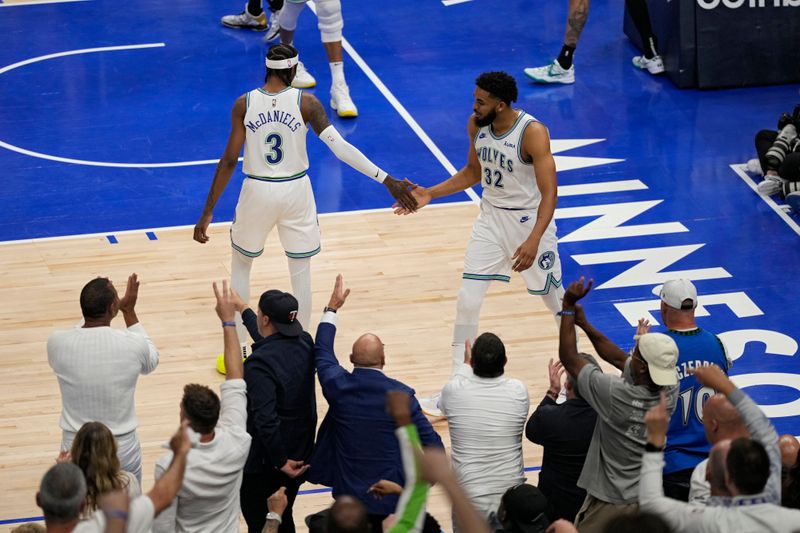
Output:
[0, 203, 592, 531]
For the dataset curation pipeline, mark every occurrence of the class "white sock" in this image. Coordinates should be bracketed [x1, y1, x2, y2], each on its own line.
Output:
[230, 250, 254, 344]
[451, 279, 489, 373]
[287, 256, 312, 332]
[329, 61, 345, 87]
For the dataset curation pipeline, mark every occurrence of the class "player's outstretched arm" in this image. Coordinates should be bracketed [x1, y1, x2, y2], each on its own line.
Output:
[301, 93, 417, 212]
[393, 115, 482, 215]
[194, 96, 247, 244]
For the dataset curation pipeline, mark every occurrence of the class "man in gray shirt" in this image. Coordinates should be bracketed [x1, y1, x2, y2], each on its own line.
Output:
[557, 277, 678, 533]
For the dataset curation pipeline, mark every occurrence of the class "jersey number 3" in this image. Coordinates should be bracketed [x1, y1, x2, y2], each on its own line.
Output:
[484, 168, 504, 188]
[264, 133, 283, 165]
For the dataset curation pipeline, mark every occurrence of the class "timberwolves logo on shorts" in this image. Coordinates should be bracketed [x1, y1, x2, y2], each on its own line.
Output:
[538, 251, 555, 270]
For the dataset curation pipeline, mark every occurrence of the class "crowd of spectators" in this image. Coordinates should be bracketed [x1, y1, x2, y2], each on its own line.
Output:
[24, 272, 800, 533]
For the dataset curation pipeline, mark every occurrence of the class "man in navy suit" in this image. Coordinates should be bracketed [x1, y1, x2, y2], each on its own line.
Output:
[307, 275, 444, 532]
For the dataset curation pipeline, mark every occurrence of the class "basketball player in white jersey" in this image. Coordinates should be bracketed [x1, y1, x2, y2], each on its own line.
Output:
[194, 44, 416, 360]
[396, 72, 564, 415]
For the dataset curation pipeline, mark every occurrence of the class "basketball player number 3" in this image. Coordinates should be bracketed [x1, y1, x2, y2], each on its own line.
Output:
[483, 168, 504, 188]
[264, 133, 284, 165]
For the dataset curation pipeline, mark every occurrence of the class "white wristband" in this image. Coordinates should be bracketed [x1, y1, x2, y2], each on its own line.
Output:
[319, 125, 387, 183]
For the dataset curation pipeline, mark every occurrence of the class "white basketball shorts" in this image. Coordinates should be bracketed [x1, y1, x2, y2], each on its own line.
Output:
[463, 200, 562, 295]
[230, 175, 321, 259]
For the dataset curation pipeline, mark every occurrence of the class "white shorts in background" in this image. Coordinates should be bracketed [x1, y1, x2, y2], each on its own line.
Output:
[230, 175, 321, 259]
[463, 200, 562, 294]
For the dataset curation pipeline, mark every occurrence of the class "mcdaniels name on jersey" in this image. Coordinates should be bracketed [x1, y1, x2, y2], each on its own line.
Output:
[245, 110, 302, 134]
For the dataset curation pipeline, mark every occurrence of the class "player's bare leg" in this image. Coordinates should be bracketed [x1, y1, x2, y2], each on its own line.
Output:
[524, 0, 589, 84]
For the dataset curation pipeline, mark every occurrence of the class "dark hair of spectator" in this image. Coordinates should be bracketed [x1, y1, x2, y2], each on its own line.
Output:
[471, 332, 507, 378]
[71, 421, 128, 512]
[475, 71, 518, 105]
[266, 43, 299, 86]
[605, 511, 672, 533]
[79, 278, 115, 320]
[782, 453, 800, 509]
[182, 384, 221, 434]
[727, 437, 770, 495]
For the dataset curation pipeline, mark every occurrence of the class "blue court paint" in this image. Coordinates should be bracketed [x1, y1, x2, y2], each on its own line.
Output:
[146, 231, 157, 241]
[106, 235, 118, 244]
[1, 0, 799, 495]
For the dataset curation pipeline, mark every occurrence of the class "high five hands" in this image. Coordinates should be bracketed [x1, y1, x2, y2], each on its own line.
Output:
[393, 179, 431, 215]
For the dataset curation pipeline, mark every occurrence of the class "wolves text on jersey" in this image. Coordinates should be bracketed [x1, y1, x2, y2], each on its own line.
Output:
[476, 145, 514, 173]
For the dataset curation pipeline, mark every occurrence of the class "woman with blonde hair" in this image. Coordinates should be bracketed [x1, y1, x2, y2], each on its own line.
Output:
[69, 421, 141, 514]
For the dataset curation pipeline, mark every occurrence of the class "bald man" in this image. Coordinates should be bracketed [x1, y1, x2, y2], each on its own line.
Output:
[308, 275, 443, 533]
[688, 366, 782, 506]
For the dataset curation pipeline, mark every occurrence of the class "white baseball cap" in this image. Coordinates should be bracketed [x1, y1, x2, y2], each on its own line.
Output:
[637, 333, 678, 386]
[660, 279, 698, 310]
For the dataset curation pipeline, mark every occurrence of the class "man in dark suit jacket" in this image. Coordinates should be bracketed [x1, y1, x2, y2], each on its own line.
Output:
[237, 289, 317, 533]
[526, 356, 598, 523]
[308, 275, 443, 531]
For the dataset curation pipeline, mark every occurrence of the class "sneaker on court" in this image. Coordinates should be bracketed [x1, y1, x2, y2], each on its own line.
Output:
[264, 9, 281, 42]
[215, 343, 250, 375]
[523, 60, 575, 84]
[758, 175, 785, 196]
[330, 82, 358, 118]
[221, 4, 268, 31]
[291, 61, 317, 89]
[746, 158, 764, 176]
[419, 393, 443, 418]
[632, 54, 665, 75]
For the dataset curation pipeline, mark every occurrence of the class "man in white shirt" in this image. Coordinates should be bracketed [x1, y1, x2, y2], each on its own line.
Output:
[153, 280, 252, 533]
[639, 371, 800, 533]
[440, 333, 530, 524]
[48, 274, 159, 482]
[36, 422, 191, 533]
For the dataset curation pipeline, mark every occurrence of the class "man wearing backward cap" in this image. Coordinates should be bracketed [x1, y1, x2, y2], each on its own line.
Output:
[556, 277, 679, 533]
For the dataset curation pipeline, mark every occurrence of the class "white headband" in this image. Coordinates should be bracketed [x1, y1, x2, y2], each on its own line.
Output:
[265, 55, 299, 69]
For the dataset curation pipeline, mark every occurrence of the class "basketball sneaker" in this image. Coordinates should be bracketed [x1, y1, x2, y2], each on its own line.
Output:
[221, 4, 268, 31]
[264, 9, 281, 42]
[746, 158, 764, 176]
[419, 393, 443, 418]
[632, 55, 665, 75]
[758, 175, 785, 196]
[215, 343, 250, 375]
[524, 60, 575, 84]
[291, 61, 317, 89]
[330, 82, 358, 118]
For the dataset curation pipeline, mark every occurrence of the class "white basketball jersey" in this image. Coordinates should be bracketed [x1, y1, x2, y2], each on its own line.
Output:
[242, 86, 309, 181]
[474, 111, 541, 209]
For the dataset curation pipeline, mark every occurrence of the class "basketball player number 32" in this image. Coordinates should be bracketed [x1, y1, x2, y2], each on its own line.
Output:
[264, 133, 284, 165]
[484, 168, 504, 188]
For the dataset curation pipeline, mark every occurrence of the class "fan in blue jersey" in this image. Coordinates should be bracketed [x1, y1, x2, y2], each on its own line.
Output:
[656, 278, 731, 501]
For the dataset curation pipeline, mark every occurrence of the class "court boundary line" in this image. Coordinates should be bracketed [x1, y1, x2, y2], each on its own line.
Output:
[730, 163, 800, 238]
[305, 1, 480, 205]
[0, 466, 543, 525]
[0, 201, 476, 246]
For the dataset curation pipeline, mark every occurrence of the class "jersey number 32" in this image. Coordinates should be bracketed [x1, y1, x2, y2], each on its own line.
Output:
[483, 168, 504, 188]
